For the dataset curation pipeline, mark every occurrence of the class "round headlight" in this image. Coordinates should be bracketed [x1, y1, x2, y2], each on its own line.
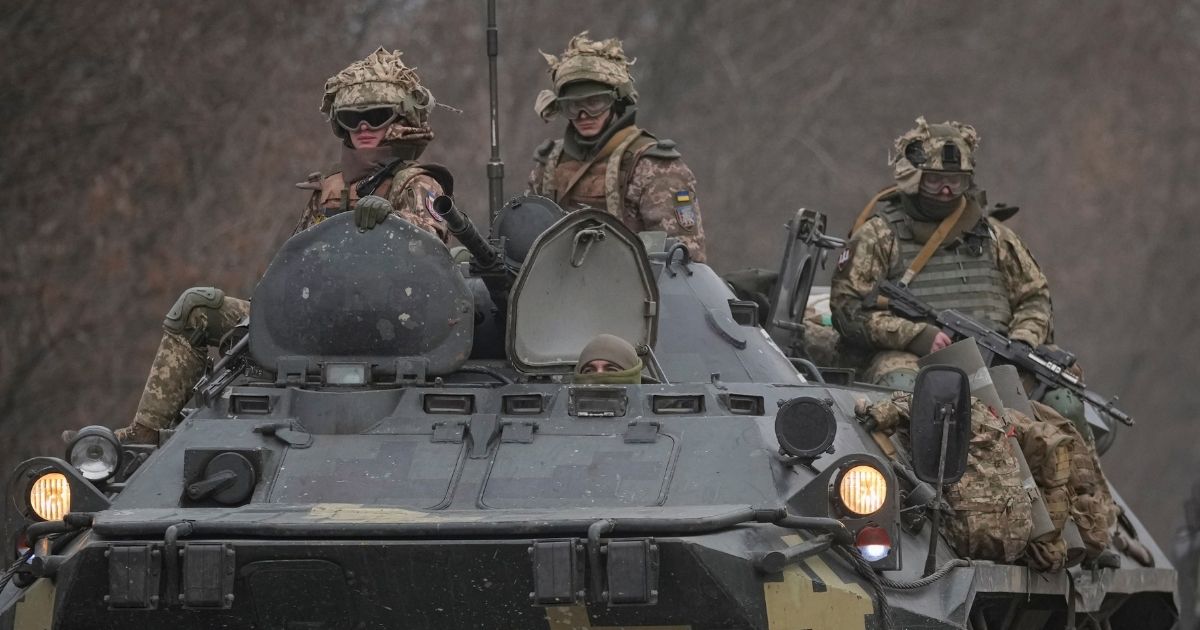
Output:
[67, 425, 121, 481]
[837, 465, 887, 516]
[29, 472, 72, 521]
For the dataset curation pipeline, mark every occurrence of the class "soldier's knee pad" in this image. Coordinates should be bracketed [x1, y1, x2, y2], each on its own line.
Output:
[163, 287, 225, 346]
[875, 368, 918, 392]
[1041, 388, 1090, 439]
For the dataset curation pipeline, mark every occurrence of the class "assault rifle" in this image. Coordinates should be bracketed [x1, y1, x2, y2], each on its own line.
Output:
[764, 208, 845, 357]
[876, 279, 1134, 426]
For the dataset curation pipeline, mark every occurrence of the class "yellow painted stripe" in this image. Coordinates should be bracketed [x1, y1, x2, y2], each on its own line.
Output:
[762, 538, 872, 630]
[14, 578, 55, 630]
[544, 604, 691, 630]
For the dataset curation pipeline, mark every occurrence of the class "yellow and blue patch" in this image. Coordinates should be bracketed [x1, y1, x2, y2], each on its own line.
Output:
[674, 190, 697, 231]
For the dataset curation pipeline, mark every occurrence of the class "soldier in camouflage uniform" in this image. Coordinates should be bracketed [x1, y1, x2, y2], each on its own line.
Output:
[830, 117, 1052, 390]
[837, 119, 1126, 568]
[859, 392, 1033, 563]
[527, 32, 706, 262]
[116, 48, 450, 443]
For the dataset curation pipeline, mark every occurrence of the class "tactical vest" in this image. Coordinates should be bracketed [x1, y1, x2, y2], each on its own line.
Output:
[313, 162, 428, 218]
[877, 200, 1013, 332]
[534, 128, 665, 220]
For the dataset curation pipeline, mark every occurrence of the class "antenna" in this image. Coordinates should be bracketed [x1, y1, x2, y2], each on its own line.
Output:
[485, 0, 504, 223]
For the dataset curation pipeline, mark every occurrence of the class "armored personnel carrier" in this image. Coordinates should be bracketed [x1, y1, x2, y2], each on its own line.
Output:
[0, 199, 1177, 629]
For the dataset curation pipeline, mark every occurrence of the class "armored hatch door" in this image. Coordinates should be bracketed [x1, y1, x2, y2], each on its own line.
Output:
[506, 210, 659, 374]
[267, 432, 466, 510]
[248, 212, 473, 378]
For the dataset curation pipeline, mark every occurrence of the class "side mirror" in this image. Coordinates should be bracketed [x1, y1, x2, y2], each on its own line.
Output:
[909, 365, 972, 485]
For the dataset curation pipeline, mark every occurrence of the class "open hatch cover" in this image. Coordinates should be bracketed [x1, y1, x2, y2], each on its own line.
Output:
[507, 210, 658, 374]
[249, 213, 474, 379]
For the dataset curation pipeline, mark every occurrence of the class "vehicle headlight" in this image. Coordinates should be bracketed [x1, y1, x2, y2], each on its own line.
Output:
[29, 472, 72, 521]
[837, 465, 887, 516]
[66, 425, 121, 482]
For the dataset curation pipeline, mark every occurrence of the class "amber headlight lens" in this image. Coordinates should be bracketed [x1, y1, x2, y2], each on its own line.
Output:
[29, 472, 72, 521]
[838, 465, 887, 516]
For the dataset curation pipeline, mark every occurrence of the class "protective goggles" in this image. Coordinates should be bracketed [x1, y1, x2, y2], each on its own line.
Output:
[335, 106, 401, 131]
[919, 171, 972, 197]
[557, 91, 616, 119]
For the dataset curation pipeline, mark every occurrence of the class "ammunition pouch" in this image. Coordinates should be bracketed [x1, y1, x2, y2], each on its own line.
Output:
[163, 287, 226, 348]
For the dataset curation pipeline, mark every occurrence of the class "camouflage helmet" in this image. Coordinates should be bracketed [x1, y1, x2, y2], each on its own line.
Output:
[890, 117, 980, 195]
[320, 48, 436, 140]
[535, 32, 638, 120]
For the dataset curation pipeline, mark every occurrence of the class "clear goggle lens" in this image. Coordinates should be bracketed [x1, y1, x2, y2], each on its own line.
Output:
[919, 171, 972, 197]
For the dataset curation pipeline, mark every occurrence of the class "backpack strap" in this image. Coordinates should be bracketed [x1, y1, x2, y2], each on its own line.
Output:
[355, 158, 408, 198]
[851, 185, 899, 235]
[604, 129, 655, 216]
[540, 139, 564, 200]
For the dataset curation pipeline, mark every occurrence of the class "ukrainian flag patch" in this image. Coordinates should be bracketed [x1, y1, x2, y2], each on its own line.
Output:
[673, 190, 697, 231]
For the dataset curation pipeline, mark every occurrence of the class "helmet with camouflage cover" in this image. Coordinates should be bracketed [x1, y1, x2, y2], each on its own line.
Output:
[534, 32, 639, 121]
[321, 48, 436, 155]
[890, 116, 980, 195]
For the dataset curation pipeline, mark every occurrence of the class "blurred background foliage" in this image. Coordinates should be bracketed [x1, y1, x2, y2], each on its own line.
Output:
[1, 0, 1198, 545]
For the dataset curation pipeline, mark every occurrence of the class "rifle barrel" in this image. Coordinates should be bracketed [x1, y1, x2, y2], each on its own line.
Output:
[433, 195, 499, 269]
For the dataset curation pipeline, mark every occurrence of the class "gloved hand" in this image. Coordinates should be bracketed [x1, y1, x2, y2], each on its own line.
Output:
[354, 195, 393, 230]
[907, 324, 952, 356]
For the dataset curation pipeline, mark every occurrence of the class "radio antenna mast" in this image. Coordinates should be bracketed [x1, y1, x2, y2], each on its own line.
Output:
[485, 0, 504, 222]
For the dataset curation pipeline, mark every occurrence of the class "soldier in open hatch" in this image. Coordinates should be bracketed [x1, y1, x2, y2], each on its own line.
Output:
[115, 48, 450, 443]
[573, 334, 643, 385]
[527, 32, 706, 262]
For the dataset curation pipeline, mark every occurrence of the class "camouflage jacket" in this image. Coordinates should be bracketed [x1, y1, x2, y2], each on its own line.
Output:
[294, 163, 448, 241]
[831, 197, 1052, 351]
[527, 128, 706, 262]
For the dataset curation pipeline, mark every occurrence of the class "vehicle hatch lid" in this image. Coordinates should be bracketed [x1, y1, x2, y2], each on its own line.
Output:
[507, 210, 658, 374]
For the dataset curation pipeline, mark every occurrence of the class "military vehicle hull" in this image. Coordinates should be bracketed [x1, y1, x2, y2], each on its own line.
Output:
[1, 210, 1177, 629]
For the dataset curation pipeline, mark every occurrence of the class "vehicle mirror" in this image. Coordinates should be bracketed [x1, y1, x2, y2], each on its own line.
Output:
[909, 365, 972, 485]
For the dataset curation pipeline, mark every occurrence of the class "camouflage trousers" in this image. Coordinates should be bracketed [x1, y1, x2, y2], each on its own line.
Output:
[862, 393, 1032, 563]
[124, 294, 250, 440]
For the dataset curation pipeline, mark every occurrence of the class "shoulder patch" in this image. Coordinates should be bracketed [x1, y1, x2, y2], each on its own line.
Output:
[425, 189, 442, 222]
[673, 190, 697, 231]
